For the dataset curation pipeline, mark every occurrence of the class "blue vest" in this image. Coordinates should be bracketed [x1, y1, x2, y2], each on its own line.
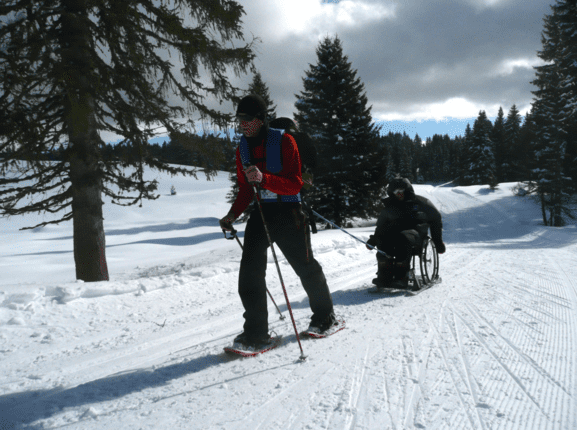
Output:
[239, 128, 301, 203]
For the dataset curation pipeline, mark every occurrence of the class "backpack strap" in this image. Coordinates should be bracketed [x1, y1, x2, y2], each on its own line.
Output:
[265, 128, 283, 173]
[238, 129, 301, 203]
[239, 136, 251, 167]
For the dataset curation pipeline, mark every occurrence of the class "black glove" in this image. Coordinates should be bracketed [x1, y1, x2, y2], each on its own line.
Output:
[435, 241, 446, 254]
[219, 211, 236, 231]
[366, 235, 377, 250]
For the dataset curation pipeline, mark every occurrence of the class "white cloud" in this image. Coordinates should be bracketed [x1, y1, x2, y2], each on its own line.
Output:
[263, 0, 396, 41]
[494, 57, 544, 77]
[375, 97, 502, 121]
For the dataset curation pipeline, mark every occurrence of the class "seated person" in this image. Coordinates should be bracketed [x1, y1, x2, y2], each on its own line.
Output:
[367, 177, 445, 289]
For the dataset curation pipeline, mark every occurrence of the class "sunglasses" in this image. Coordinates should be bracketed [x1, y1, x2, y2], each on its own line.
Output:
[237, 110, 266, 122]
[237, 113, 259, 122]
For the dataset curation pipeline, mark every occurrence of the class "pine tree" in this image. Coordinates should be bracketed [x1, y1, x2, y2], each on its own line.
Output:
[384, 142, 397, 184]
[555, 0, 577, 189]
[246, 71, 277, 121]
[0, 0, 255, 281]
[502, 104, 523, 182]
[492, 107, 506, 182]
[464, 111, 496, 186]
[294, 36, 382, 227]
[529, 4, 576, 226]
[459, 123, 474, 185]
[398, 133, 414, 182]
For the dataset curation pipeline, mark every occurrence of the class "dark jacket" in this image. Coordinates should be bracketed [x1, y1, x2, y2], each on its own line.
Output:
[369, 179, 443, 248]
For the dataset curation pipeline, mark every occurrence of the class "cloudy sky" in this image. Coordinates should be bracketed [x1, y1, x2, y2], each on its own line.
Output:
[108, 0, 554, 144]
[230, 0, 551, 138]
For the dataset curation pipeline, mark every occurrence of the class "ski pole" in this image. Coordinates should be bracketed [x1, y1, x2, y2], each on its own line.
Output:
[222, 227, 285, 320]
[250, 184, 307, 361]
[310, 209, 391, 259]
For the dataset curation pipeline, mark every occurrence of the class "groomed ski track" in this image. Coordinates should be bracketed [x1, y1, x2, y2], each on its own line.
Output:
[1, 183, 577, 429]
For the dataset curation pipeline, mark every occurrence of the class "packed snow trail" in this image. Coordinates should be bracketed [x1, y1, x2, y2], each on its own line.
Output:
[1, 177, 577, 429]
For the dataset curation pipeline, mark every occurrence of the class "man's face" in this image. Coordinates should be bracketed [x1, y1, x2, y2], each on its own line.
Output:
[238, 116, 263, 137]
[393, 188, 405, 201]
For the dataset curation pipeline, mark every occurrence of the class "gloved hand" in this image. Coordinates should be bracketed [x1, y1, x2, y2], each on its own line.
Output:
[366, 235, 377, 251]
[243, 165, 263, 184]
[435, 241, 446, 254]
[219, 211, 236, 231]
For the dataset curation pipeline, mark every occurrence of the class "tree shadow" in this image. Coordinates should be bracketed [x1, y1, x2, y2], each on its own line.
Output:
[272, 285, 396, 316]
[7, 229, 245, 257]
[0, 350, 229, 429]
[40, 217, 225, 242]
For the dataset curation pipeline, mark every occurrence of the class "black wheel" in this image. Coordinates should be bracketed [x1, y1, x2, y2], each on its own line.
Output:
[419, 237, 439, 285]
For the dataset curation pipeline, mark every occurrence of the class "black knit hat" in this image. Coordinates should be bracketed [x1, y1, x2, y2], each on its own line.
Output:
[236, 94, 267, 121]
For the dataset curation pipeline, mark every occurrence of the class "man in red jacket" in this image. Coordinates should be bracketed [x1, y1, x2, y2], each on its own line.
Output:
[219, 95, 335, 348]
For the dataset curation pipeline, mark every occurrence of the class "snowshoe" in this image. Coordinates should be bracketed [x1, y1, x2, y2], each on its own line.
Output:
[224, 333, 282, 357]
[300, 317, 345, 338]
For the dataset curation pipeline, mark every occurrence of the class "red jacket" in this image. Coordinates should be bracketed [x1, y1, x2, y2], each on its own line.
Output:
[231, 132, 303, 218]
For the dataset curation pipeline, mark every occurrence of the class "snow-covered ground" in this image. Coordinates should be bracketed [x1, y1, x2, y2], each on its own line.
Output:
[1, 168, 577, 429]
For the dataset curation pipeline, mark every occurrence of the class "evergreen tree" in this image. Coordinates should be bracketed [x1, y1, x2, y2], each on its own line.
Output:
[246, 71, 277, 121]
[529, 4, 576, 226]
[398, 133, 414, 181]
[492, 107, 506, 182]
[464, 111, 496, 186]
[457, 123, 474, 185]
[502, 104, 523, 182]
[384, 142, 397, 184]
[294, 36, 382, 226]
[0, 0, 255, 281]
[555, 0, 577, 189]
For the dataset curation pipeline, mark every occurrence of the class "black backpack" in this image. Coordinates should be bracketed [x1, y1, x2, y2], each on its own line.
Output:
[269, 117, 317, 174]
[269, 117, 319, 233]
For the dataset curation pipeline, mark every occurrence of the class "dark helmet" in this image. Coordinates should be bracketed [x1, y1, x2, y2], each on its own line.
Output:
[387, 177, 415, 200]
[236, 94, 267, 122]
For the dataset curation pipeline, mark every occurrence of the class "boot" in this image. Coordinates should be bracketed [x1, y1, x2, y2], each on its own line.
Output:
[372, 258, 394, 288]
[391, 258, 411, 290]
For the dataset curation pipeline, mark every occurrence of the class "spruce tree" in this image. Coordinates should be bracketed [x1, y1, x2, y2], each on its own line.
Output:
[246, 71, 277, 121]
[458, 124, 473, 185]
[492, 107, 506, 182]
[385, 142, 397, 184]
[555, 0, 577, 189]
[294, 36, 382, 226]
[530, 4, 576, 226]
[464, 111, 496, 186]
[398, 133, 414, 182]
[502, 105, 523, 182]
[0, 0, 255, 281]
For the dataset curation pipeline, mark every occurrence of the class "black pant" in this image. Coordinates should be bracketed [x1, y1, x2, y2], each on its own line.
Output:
[238, 203, 333, 337]
[376, 229, 422, 263]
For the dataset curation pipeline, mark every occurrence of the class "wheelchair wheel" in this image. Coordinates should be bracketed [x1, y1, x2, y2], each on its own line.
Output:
[419, 236, 439, 285]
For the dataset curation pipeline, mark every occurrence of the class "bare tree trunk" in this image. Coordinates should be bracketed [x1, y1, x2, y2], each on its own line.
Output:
[62, 0, 109, 281]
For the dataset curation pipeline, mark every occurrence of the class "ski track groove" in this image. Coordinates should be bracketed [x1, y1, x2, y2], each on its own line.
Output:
[240, 363, 337, 430]
[344, 345, 371, 430]
[447, 307, 488, 430]
[464, 302, 570, 397]
[426, 310, 480, 430]
[451, 304, 551, 421]
[403, 330, 435, 429]
[548, 253, 577, 430]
